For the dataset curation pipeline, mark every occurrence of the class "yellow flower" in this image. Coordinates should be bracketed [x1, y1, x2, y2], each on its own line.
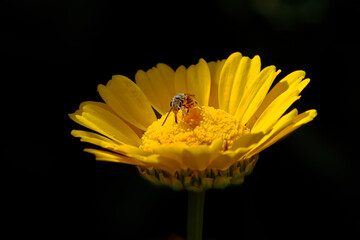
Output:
[69, 52, 317, 191]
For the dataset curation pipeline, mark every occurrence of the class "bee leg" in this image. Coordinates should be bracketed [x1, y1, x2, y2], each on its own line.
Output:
[175, 113, 178, 124]
[178, 106, 188, 115]
[162, 108, 172, 126]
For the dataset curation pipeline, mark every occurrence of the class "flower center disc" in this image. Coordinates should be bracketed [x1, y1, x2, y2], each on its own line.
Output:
[140, 106, 249, 151]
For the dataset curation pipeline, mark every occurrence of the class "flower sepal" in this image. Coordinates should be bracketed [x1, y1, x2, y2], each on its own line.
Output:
[137, 154, 258, 191]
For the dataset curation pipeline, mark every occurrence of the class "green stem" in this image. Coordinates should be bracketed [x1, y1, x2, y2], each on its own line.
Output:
[187, 191, 206, 240]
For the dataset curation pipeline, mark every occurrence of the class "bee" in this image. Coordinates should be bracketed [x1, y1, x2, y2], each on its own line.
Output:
[162, 93, 197, 126]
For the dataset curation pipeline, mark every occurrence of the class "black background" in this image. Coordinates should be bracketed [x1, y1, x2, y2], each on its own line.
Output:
[3, 0, 359, 239]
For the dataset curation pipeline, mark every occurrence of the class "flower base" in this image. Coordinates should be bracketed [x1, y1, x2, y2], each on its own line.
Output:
[137, 154, 258, 191]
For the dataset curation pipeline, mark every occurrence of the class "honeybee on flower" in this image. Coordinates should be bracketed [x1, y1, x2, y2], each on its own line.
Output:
[162, 93, 197, 126]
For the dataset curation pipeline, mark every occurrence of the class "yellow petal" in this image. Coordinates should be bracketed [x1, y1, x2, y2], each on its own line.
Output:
[173, 59, 211, 106]
[72, 129, 120, 149]
[84, 148, 147, 166]
[98, 75, 157, 131]
[218, 52, 243, 112]
[245, 109, 299, 157]
[236, 66, 280, 124]
[247, 55, 262, 86]
[181, 139, 223, 171]
[297, 78, 310, 92]
[227, 56, 252, 115]
[69, 101, 109, 126]
[69, 101, 141, 146]
[120, 118, 145, 139]
[174, 65, 187, 94]
[150, 142, 189, 167]
[266, 71, 306, 104]
[251, 86, 301, 133]
[185, 58, 211, 106]
[258, 109, 317, 151]
[246, 70, 306, 128]
[218, 54, 261, 115]
[207, 59, 226, 108]
[229, 55, 261, 116]
[208, 147, 250, 170]
[207, 153, 234, 170]
[71, 130, 150, 157]
[85, 148, 175, 172]
[131, 154, 183, 174]
[208, 133, 262, 170]
[150, 139, 223, 171]
[230, 132, 265, 150]
[135, 63, 176, 115]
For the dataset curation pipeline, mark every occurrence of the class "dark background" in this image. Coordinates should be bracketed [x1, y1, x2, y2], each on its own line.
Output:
[3, 0, 359, 239]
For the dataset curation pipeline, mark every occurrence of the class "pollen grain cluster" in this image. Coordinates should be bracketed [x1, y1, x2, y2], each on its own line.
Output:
[140, 106, 249, 152]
